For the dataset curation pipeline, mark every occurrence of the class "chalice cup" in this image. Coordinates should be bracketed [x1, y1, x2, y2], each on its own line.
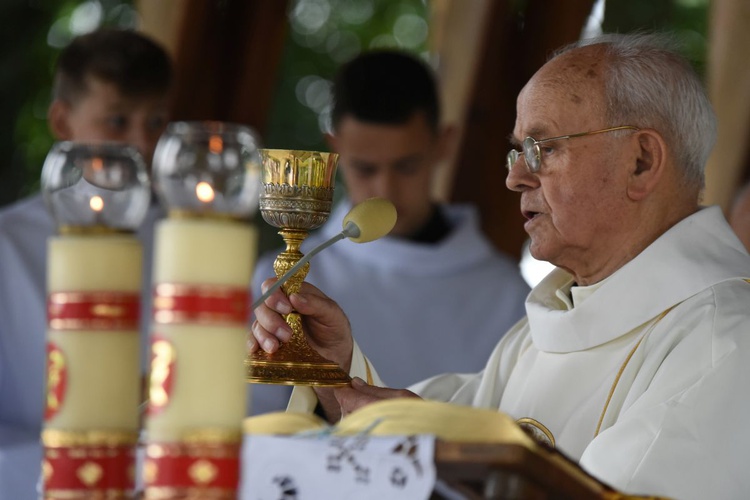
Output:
[245, 149, 351, 386]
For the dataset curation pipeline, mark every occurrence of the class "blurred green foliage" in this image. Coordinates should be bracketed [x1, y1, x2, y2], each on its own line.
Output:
[264, 0, 430, 153]
[0, 0, 710, 209]
[603, 0, 710, 74]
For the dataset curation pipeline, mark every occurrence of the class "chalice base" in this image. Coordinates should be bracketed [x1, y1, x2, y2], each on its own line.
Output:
[246, 349, 351, 386]
[246, 313, 350, 386]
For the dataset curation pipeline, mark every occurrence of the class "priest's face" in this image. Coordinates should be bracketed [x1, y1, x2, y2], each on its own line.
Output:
[506, 47, 636, 283]
[328, 111, 448, 237]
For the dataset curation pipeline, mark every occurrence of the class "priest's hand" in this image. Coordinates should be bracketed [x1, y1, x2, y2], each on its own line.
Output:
[333, 377, 421, 418]
[251, 278, 354, 372]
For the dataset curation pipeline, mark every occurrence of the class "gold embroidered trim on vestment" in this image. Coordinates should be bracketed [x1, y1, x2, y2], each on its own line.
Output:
[594, 306, 676, 437]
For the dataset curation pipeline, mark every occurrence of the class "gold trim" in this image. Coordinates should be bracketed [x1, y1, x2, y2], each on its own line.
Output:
[42, 460, 53, 482]
[167, 209, 239, 222]
[149, 338, 175, 411]
[90, 304, 127, 317]
[42, 429, 138, 448]
[48, 291, 138, 304]
[364, 357, 373, 385]
[144, 486, 235, 499]
[154, 283, 246, 298]
[145, 439, 241, 459]
[594, 306, 676, 437]
[77, 461, 104, 486]
[48, 319, 139, 330]
[516, 417, 555, 447]
[44, 489, 131, 499]
[181, 429, 243, 444]
[58, 225, 131, 235]
[188, 459, 218, 485]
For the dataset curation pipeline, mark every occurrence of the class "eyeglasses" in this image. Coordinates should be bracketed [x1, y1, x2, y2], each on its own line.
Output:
[506, 125, 639, 173]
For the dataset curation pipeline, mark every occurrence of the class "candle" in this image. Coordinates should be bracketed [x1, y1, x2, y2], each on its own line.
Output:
[40, 141, 151, 499]
[143, 217, 256, 499]
[43, 232, 142, 499]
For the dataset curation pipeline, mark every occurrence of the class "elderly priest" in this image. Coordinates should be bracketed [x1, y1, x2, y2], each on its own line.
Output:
[252, 32, 750, 500]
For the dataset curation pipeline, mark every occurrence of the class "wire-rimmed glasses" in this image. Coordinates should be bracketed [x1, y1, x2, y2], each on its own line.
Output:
[506, 125, 639, 173]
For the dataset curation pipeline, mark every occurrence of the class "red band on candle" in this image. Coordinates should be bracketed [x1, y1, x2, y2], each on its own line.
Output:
[152, 283, 249, 326]
[44, 342, 68, 422]
[43, 443, 135, 493]
[48, 291, 139, 331]
[147, 336, 176, 416]
[143, 441, 240, 493]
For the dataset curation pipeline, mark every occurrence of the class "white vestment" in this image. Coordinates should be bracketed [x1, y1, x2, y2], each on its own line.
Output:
[251, 200, 529, 415]
[289, 206, 750, 499]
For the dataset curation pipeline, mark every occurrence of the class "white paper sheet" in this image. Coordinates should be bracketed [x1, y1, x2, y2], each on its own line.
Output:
[240, 433, 436, 500]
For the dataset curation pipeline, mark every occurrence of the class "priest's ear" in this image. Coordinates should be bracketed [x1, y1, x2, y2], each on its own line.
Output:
[47, 99, 74, 141]
[626, 128, 668, 201]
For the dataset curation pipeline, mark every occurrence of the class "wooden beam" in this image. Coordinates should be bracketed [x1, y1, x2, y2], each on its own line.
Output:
[167, 0, 289, 136]
[704, 0, 750, 212]
[448, 0, 596, 259]
[429, 0, 494, 201]
[135, 0, 184, 58]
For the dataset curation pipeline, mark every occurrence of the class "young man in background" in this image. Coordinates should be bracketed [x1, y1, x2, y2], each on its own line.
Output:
[251, 50, 529, 415]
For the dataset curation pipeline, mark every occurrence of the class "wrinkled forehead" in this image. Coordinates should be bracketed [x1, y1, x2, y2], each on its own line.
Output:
[515, 48, 608, 137]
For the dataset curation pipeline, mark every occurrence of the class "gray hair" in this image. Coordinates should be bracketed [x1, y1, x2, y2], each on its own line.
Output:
[553, 32, 716, 189]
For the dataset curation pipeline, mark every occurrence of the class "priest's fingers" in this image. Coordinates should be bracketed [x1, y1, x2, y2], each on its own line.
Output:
[289, 286, 354, 371]
[350, 377, 420, 399]
[334, 377, 420, 417]
[252, 279, 352, 364]
[258, 277, 293, 313]
[252, 308, 293, 355]
[251, 278, 294, 353]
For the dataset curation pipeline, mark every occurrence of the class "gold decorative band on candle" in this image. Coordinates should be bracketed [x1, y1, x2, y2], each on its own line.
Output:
[152, 283, 250, 326]
[57, 224, 125, 236]
[45, 342, 68, 421]
[42, 429, 138, 499]
[166, 208, 238, 221]
[48, 291, 139, 331]
[143, 434, 242, 500]
[147, 336, 176, 416]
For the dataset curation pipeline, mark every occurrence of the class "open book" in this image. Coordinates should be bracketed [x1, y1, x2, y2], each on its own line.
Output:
[243, 398, 671, 500]
[244, 398, 534, 444]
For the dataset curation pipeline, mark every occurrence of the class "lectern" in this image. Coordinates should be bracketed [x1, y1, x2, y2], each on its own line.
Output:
[435, 441, 667, 500]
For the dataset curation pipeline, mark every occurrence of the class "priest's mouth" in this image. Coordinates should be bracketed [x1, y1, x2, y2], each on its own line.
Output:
[523, 211, 541, 221]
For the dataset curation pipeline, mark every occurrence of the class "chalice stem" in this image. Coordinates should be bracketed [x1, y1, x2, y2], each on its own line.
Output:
[275, 228, 310, 296]
[252, 231, 347, 309]
[274, 229, 312, 350]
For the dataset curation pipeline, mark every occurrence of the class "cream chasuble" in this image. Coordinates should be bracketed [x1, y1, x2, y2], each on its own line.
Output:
[289, 206, 750, 499]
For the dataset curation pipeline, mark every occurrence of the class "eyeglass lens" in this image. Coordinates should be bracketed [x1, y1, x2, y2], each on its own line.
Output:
[522, 137, 541, 172]
[506, 138, 542, 173]
[506, 150, 519, 171]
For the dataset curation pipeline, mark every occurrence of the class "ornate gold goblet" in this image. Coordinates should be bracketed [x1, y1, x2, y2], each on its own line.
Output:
[245, 149, 351, 386]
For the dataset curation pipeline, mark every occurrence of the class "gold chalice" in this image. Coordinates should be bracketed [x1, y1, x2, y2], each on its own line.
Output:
[245, 149, 351, 386]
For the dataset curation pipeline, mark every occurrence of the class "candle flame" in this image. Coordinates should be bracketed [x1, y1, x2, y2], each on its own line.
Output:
[89, 195, 104, 212]
[209, 135, 223, 154]
[196, 182, 215, 203]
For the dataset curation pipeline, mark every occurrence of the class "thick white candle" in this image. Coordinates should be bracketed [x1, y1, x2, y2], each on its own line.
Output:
[46, 234, 142, 430]
[146, 217, 256, 442]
